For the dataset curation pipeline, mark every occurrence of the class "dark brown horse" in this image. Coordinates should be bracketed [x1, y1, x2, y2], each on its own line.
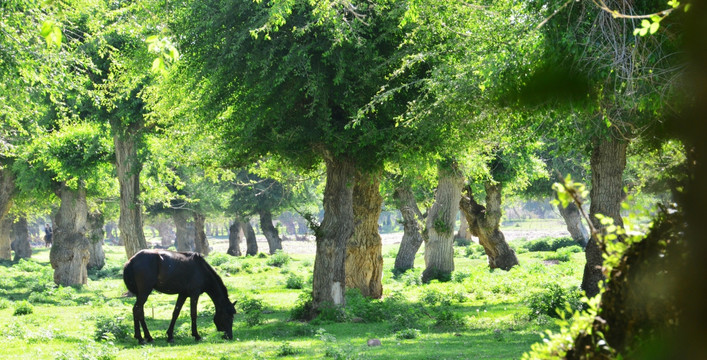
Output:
[123, 249, 236, 344]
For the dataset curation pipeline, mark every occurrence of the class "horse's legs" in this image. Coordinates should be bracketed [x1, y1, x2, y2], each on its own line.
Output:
[166, 294, 187, 343]
[189, 295, 201, 341]
[132, 293, 153, 344]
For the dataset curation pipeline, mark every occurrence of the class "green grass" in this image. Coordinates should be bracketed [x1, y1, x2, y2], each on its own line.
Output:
[0, 240, 585, 359]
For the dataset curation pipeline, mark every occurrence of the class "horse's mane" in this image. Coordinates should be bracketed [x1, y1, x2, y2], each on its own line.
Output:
[193, 253, 230, 301]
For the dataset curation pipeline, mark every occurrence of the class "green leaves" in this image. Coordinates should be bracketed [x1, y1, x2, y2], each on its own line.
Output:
[40, 20, 63, 48]
[633, 16, 662, 37]
[146, 35, 179, 74]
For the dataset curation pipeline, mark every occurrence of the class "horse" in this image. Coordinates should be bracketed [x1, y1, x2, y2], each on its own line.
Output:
[122, 249, 236, 344]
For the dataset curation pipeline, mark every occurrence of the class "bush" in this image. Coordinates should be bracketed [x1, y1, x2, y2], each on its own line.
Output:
[276, 342, 300, 356]
[266, 250, 291, 267]
[526, 283, 582, 319]
[208, 252, 232, 266]
[452, 271, 471, 283]
[523, 236, 576, 252]
[285, 273, 305, 289]
[239, 296, 265, 326]
[13, 301, 33, 316]
[94, 315, 131, 341]
[290, 292, 314, 321]
[345, 289, 386, 322]
[395, 328, 421, 340]
[465, 244, 486, 259]
[434, 307, 466, 328]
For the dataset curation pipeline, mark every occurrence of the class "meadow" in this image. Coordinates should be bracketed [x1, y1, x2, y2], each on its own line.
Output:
[0, 235, 584, 360]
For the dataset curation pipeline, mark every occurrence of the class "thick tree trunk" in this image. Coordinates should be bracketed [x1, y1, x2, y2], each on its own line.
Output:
[155, 220, 175, 247]
[227, 221, 242, 256]
[113, 132, 147, 259]
[346, 171, 383, 299]
[455, 215, 474, 243]
[422, 162, 464, 283]
[393, 183, 425, 273]
[50, 183, 90, 286]
[259, 209, 282, 254]
[193, 212, 210, 256]
[312, 155, 355, 312]
[0, 168, 16, 260]
[86, 211, 105, 270]
[582, 138, 628, 297]
[172, 209, 193, 252]
[460, 183, 519, 270]
[557, 197, 589, 248]
[243, 221, 258, 256]
[12, 216, 32, 261]
[105, 221, 118, 244]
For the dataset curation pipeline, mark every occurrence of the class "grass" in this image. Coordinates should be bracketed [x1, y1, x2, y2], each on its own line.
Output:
[0, 239, 585, 359]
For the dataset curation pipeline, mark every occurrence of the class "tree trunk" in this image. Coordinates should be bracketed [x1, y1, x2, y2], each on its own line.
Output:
[0, 168, 16, 260]
[50, 183, 90, 286]
[393, 183, 425, 273]
[113, 132, 147, 259]
[459, 183, 519, 271]
[105, 221, 118, 244]
[193, 212, 210, 256]
[312, 155, 355, 312]
[455, 215, 474, 243]
[582, 138, 628, 297]
[12, 216, 32, 261]
[87, 211, 105, 270]
[557, 196, 589, 248]
[172, 209, 193, 252]
[259, 209, 282, 254]
[279, 212, 298, 237]
[155, 220, 175, 247]
[422, 161, 464, 283]
[346, 171, 383, 299]
[227, 221, 242, 256]
[243, 221, 258, 256]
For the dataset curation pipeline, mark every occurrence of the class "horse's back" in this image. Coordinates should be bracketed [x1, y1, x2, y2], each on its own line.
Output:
[124, 249, 208, 296]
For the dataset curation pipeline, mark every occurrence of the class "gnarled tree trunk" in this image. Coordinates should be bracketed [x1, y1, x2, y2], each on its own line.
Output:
[12, 216, 32, 261]
[0, 168, 16, 260]
[422, 161, 464, 283]
[393, 183, 425, 273]
[460, 182, 518, 270]
[50, 183, 90, 286]
[557, 196, 589, 248]
[87, 211, 105, 270]
[243, 221, 258, 256]
[312, 155, 355, 312]
[259, 209, 282, 254]
[113, 131, 147, 259]
[227, 221, 242, 256]
[582, 138, 628, 297]
[193, 212, 210, 256]
[172, 209, 193, 252]
[346, 171, 383, 299]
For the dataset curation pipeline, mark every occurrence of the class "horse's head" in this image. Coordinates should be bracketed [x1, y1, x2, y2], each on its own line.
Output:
[214, 300, 237, 340]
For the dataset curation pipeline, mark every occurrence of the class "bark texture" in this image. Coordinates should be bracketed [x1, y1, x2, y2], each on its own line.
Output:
[243, 221, 257, 256]
[114, 132, 147, 258]
[87, 211, 105, 270]
[172, 209, 194, 252]
[312, 156, 355, 311]
[557, 198, 589, 248]
[193, 212, 210, 256]
[12, 216, 32, 261]
[459, 183, 519, 271]
[346, 171, 383, 299]
[259, 209, 282, 254]
[155, 220, 175, 247]
[50, 183, 90, 286]
[0, 168, 16, 260]
[455, 216, 474, 244]
[422, 162, 464, 283]
[227, 221, 242, 256]
[393, 184, 425, 273]
[582, 138, 627, 297]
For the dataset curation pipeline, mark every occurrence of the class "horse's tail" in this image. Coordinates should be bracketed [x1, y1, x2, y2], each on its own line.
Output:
[123, 258, 138, 295]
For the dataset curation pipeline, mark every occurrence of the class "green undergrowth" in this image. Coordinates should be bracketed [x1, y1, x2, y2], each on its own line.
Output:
[0, 238, 585, 359]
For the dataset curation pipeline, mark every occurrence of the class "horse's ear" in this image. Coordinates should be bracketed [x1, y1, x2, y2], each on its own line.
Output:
[232, 300, 237, 307]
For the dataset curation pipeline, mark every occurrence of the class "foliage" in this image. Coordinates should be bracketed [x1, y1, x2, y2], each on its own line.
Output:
[520, 236, 576, 252]
[290, 291, 315, 321]
[285, 273, 305, 290]
[266, 250, 291, 268]
[394, 328, 421, 340]
[526, 283, 582, 319]
[94, 315, 131, 341]
[276, 342, 300, 356]
[13, 300, 33, 316]
[54, 342, 117, 360]
[238, 296, 265, 327]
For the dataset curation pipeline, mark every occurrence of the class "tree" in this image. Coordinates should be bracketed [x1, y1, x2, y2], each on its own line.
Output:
[391, 179, 428, 273]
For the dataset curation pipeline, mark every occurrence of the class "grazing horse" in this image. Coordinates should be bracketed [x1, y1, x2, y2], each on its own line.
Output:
[123, 249, 236, 344]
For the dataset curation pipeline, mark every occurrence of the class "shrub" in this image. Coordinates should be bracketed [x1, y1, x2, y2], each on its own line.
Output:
[345, 289, 385, 322]
[452, 271, 471, 283]
[523, 236, 577, 252]
[13, 301, 33, 316]
[395, 328, 421, 340]
[276, 342, 300, 356]
[208, 253, 232, 266]
[526, 283, 582, 319]
[285, 273, 305, 289]
[290, 292, 314, 321]
[94, 315, 131, 341]
[434, 307, 466, 328]
[239, 296, 265, 326]
[266, 250, 291, 267]
[465, 244, 486, 259]
[0, 298, 10, 309]
[312, 302, 347, 325]
[421, 288, 452, 306]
